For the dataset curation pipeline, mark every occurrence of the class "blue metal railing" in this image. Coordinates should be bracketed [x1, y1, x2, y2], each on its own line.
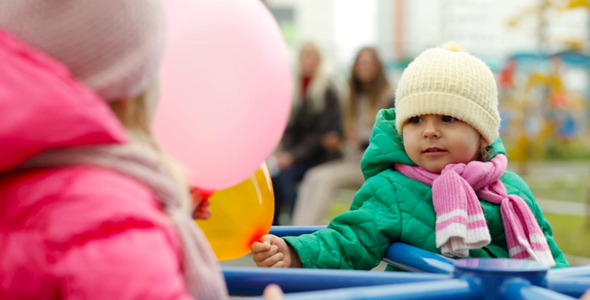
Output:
[221, 225, 590, 299]
[223, 267, 448, 296]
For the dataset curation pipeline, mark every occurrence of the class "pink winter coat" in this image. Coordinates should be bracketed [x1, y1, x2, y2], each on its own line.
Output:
[0, 30, 194, 299]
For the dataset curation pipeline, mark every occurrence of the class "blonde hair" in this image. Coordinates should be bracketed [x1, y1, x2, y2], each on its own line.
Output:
[109, 82, 192, 212]
[290, 42, 335, 117]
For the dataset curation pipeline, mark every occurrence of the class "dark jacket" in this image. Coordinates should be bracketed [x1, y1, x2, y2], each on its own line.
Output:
[281, 83, 342, 165]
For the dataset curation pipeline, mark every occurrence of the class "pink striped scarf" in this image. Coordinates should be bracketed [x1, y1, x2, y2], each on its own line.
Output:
[395, 154, 555, 266]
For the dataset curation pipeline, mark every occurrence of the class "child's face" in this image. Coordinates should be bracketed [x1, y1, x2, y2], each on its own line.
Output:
[402, 114, 481, 173]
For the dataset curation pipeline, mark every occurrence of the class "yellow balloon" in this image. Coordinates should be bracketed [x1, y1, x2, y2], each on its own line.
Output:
[195, 163, 274, 261]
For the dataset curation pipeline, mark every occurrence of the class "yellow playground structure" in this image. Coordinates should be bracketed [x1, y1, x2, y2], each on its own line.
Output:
[498, 52, 590, 172]
[500, 0, 590, 173]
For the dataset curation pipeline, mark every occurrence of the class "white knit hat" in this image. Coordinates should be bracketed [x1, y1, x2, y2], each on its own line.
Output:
[395, 42, 501, 145]
[0, 0, 165, 102]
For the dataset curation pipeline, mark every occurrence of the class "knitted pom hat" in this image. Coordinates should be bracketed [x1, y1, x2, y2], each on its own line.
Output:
[395, 42, 500, 145]
[0, 0, 165, 102]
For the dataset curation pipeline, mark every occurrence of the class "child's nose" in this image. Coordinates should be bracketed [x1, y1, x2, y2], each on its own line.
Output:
[422, 118, 440, 138]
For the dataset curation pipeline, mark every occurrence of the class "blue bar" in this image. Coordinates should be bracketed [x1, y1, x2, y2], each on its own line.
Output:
[501, 279, 576, 300]
[547, 276, 590, 298]
[549, 265, 590, 278]
[223, 267, 449, 296]
[384, 242, 455, 273]
[272, 279, 479, 300]
[270, 225, 327, 237]
[518, 286, 577, 300]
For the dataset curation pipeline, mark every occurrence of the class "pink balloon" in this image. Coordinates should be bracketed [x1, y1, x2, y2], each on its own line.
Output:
[155, 0, 292, 191]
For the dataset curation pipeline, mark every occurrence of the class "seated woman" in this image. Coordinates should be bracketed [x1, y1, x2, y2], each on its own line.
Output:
[292, 46, 393, 225]
[270, 41, 343, 225]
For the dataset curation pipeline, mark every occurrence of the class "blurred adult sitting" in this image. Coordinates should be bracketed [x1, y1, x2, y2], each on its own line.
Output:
[292, 46, 393, 225]
[269, 41, 343, 225]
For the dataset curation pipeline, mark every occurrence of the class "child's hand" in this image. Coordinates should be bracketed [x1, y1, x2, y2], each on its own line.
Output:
[189, 187, 212, 219]
[275, 152, 294, 170]
[251, 235, 302, 268]
[262, 284, 283, 300]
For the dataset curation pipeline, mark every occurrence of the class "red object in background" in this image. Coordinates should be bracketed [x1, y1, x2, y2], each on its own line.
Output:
[499, 59, 516, 90]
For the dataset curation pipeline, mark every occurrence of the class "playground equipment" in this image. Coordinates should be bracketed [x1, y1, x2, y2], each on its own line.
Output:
[500, 0, 590, 174]
[223, 226, 590, 299]
[498, 51, 590, 172]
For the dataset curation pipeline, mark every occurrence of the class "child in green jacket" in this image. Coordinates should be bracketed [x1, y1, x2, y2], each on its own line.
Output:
[251, 42, 569, 270]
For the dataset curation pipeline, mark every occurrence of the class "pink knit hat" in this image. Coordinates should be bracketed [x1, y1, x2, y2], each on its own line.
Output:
[0, 0, 165, 102]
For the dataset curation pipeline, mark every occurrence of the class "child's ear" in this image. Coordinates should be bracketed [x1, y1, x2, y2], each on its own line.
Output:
[478, 136, 489, 161]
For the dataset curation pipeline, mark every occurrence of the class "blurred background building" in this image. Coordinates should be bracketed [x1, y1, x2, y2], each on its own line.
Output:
[265, 0, 589, 71]
[265, 0, 590, 161]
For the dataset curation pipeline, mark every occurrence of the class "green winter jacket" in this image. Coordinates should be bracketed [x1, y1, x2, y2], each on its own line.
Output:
[284, 108, 569, 270]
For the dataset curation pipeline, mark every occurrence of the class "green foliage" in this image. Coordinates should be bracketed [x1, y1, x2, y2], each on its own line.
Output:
[543, 140, 590, 160]
[526, 177, 589, 203]
[545, 213, 590, 264]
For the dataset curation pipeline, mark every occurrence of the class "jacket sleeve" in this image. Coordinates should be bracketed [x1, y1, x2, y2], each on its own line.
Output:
[284, 175, 401, 270]
[288, 86, 342, 164]
[505, 172, 569, 268]
[53, 227, 195, 300]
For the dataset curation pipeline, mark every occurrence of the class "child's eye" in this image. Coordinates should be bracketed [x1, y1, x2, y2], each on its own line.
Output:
[408, 116, 422, 124]
[441, 115, 459, 122]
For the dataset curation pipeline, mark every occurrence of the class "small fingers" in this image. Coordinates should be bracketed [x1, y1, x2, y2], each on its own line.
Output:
[251, 241, 271, 253]
[252, 244, 278, 260]
[259, 234, 277, 244]
[262, 252, 286, 268]
[270, 260, 287, 268]
[252, 246, 281, 265]
[252, 235, 289, 268]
